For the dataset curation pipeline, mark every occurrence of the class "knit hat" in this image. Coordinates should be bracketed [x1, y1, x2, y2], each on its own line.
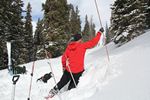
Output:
[72, 33, 82, 41]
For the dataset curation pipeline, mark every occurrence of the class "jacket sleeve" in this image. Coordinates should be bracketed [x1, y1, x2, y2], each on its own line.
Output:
[82, 31, 102, 49]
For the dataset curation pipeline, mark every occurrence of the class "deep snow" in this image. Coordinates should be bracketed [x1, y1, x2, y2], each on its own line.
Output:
[0, 31, 150, 100]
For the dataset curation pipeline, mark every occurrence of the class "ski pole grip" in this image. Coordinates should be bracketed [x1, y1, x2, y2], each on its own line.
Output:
[12, 75, 20, 84]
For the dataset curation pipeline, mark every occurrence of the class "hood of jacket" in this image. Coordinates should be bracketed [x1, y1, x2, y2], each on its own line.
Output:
[67, 42, 80, 51]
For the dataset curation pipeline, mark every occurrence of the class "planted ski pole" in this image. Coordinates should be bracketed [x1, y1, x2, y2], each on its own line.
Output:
[94, 0, 110, 62]
[94, 0, 110, 61]
[65, 55, 77, 88]
[47, 62, 59, 91]
[45, 50, 62, 100]
[44, 51, 58, 87]
[67, 64, 77, 87]
[11, 75, 20, 100]
[94, 0, 111, 80]
[27, 61, 35, 100]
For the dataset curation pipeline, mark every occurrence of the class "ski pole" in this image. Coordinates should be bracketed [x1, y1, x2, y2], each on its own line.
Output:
[65, 55, 77, 88]
[94, 0, 103, 27]
[47, 62, 58, 89]
[11, 75, 20, 100]
[27, 61, 35, 100]
[67, 64, 77, 87]
[47, 62, 62, 100]
[45, 50, 58, 86]
[94, 0, 110, 62]
[45, 50, 62, 100]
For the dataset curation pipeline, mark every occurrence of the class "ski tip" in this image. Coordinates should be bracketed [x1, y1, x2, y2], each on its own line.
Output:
[44, 96, 49, 100]
[44, 96, 53, 100]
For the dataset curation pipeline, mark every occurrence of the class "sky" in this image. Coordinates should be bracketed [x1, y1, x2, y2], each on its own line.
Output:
[22, 0, 114, 32]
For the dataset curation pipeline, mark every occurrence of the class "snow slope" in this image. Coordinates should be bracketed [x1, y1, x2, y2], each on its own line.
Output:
[0, 31, 150, 100]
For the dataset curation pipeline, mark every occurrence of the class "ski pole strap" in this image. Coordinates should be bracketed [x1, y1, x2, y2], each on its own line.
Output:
[12, 75, 20, 85]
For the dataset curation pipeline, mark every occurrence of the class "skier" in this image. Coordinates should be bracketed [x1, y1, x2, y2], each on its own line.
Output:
[46, 27, 104, 98]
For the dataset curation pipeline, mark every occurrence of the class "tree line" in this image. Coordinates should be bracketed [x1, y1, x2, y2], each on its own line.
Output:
[0, 0, 149, 68]
[0, 0, 96, 68]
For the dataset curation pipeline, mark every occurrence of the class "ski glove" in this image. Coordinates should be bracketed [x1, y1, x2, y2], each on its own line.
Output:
[99, 27, 104, 33]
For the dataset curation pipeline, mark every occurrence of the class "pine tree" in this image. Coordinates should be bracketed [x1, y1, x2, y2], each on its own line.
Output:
[68, 4, 81, 34]
[0, 45, 3, 68]
[34, 19, 45, 59]
[24, 2, 34, 62]
[127, 0, 147, 36]
[41, 0, 70, 57]
[7, 0, 24, 66]
[0, 0, 25, 67]
[110, 0, 147, 45]
[0, 44, 7, 68]
[110, 0, 128, 45]
[89, 16, 96, 40]
[11, 0, 25, 66]
[82, 15, 90, 42]
[34, 19, 44, 45]
[8, 0, 24, 41]
[74, 6, 81, 34]
[0, 0, 7, 42]
[82, 15, 96, 42]
[0, 0, 9, 67]
[67, 4, 81, 39]
[105, 22, 111, 44]
[146, 0, 150, 29]
[0, 0, 24, 41]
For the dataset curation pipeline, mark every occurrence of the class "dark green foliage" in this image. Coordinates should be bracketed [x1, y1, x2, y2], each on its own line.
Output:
[35, 0, 82, 58]
[10, 0, 24, 66]
[89, 17, 96, 39]
[7, 0, 24, 41]
[0, 0, 24, 41]
[89, 17, 96, 40]
[68, 4, 81, 35]
[82, 15, 96, 42]
[34, 19, 44, 45]
[105, 22, 111, 44]
[0, 47, 8, 69]
[24, 3, 34, 62]
[40, 0, 74, 57]
[13, 65, 27, 74]
[34, 19, 45, 59]
[82, 15, 90, 42]
[146, 0, 150, 28]
[0, 0, 25, 67]
[110, 0, 148, 45]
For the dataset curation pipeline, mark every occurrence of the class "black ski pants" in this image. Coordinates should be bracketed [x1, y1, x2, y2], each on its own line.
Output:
[54, 70, 84, 91]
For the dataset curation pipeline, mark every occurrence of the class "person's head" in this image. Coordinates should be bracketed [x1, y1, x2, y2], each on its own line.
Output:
[70, 33, 82, 42]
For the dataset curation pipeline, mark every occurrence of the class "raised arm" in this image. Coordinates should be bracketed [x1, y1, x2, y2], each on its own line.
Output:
[82, 27, 104, 49]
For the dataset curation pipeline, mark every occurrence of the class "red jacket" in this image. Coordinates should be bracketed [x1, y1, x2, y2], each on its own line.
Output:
[62, 32, 102, 73]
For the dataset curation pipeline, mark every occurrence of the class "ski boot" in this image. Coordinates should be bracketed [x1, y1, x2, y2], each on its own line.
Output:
[45, 88, 58, 99]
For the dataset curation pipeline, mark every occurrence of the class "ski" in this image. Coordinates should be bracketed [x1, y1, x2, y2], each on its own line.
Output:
[44, 89, 58, 100]
[44, 95, 54, 100]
